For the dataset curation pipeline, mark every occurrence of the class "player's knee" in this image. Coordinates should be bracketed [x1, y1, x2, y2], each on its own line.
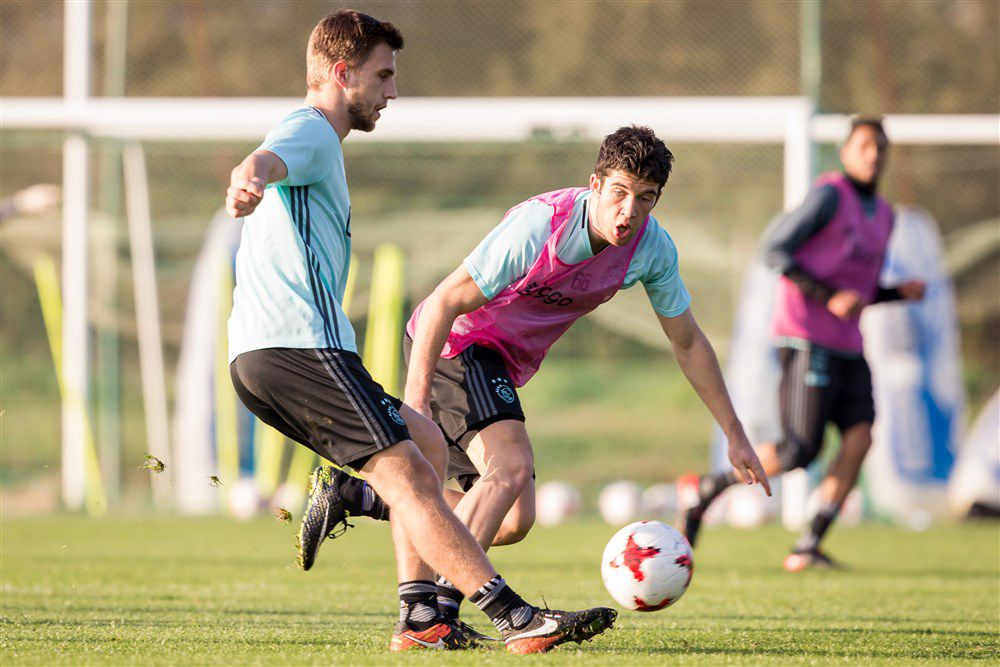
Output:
[775, 437, 821, 472]
[485, 464, 532, 502]
[506, 459, 534, 493]
[483, 445, 533, 492]
[401, 408, 449, 475]
[366, 442, 440, 507]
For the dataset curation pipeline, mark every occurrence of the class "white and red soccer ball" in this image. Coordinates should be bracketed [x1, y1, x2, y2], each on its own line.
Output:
[600, 520, 694, 611]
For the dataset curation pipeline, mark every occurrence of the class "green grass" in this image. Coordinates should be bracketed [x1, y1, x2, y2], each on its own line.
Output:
[2, 516, 997, 664]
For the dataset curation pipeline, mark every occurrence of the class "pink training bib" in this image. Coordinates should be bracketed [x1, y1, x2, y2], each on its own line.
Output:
[407, 187, 648, 387]
[772, 172, 894, 353]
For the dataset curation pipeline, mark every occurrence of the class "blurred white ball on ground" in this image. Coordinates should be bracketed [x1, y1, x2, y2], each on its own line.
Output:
[598, 480, 643, 526]
[535, 481, 582, 526]
[272, 481, 306, 516]
[640, 483, 678, 522]
[725, 483, 770, 529]
[228, 478, 261, 521]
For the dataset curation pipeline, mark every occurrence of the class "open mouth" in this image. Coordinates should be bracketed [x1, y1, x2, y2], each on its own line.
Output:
[614, 224, 630, 238]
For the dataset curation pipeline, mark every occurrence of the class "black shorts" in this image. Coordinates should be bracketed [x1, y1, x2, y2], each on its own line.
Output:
[402, 336, 526, 490]
[230, 347, 411, 470]
[774, 344, 876, 471]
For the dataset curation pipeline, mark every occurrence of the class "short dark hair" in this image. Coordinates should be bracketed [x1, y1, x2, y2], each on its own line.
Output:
[307, 10, 404, 88]
[847, 114, 888, 141]
[594, 126, 674, 190]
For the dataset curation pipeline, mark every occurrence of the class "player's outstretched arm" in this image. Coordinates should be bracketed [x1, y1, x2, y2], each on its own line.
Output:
[657, 308, 771, 496]
[225, 150, 288, 218]
[403, 266, 489, 418]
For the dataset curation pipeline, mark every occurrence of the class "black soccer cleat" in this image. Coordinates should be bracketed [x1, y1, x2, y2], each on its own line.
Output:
[503, 606, 617, 654]
[296, 466, 352, 571]
[455, 618, 500, 644]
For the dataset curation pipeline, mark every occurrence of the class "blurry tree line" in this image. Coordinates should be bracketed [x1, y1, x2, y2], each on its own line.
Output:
[2, 0, 997, 114]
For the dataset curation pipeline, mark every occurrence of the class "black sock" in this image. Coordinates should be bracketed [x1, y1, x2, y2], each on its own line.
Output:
[469, 575, 534, 632]
[398, 580, 440, 631]
[337, 474, 390, 521]
[436, 576, 464, 620]
[699, 471, 738, 505]
[794, 501, 841, 553]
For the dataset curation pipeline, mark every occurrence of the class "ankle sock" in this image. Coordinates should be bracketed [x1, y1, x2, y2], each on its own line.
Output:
[699, 470, 738, 505]
[338, 474, 390, 521]
[398, 580, 439, 631]
[794, 500, 841, 553]
[436, 576, 464, 620]
[469, 574, 534, 632]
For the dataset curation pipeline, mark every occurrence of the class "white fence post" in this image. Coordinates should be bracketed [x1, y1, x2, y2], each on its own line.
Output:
[61, 0, 93, 511]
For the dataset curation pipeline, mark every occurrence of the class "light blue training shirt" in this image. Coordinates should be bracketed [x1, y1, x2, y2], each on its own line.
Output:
[464, 190, 692, 317]
[228, 107, 356, 362]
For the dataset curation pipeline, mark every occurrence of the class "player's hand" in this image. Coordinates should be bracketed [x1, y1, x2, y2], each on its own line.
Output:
[827, 289, 866, 321]
[226, 174, 265, 218]
[898, 279, 926, 301]
[403, 395, 433, 420]
[727, 434, 771, 497]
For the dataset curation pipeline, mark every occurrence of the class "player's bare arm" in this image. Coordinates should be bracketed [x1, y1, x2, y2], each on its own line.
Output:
[403, 265, 489, 417]
[225, 150, 288, 218]
[657, 308, 771, 496]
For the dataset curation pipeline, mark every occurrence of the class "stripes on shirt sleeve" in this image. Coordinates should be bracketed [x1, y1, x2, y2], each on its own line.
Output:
[288, 184, 342, 349]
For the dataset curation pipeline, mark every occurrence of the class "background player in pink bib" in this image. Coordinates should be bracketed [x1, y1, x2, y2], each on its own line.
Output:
[678, 116, 926, 572]
[303, 126, 770, 631]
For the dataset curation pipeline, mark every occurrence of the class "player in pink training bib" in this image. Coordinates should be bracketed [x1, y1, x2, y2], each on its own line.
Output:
[678, 116, 926, 572]
[302, 126, 769, 636]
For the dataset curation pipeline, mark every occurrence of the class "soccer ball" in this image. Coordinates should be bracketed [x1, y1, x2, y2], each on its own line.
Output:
[535, 481, 582, 527]
[227, 478, 261, 521]
[640, 483, 678, 521]
[598, 480, 643, 526]
[600, 520, 694, 611]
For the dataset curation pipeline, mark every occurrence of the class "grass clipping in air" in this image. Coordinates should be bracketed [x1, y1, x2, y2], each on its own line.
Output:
[138, 454, 165, 475]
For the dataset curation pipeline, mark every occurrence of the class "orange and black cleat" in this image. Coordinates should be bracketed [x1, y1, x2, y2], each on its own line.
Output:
[389, 619, 475, 651]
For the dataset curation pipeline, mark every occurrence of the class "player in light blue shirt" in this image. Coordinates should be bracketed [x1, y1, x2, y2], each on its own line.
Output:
[228, 106, 354, 361]
[223, 9, 616, 653]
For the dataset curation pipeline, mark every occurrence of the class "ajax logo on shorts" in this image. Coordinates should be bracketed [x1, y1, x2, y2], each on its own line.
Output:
[491, 377, 515, 404]
[381, 398, 406, 426]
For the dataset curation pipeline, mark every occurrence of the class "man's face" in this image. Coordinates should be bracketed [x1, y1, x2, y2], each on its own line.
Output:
[588, 170, 661, 248]
[840, 124, 889, 186]
[345, 42, 398, 132]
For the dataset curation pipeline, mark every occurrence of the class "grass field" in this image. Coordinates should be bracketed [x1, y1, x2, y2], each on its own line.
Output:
[1, 516, 997, 665]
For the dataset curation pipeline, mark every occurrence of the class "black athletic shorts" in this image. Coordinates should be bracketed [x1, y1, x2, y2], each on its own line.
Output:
[230, 347, 411, 470]
[402, 335, 526, 491]
[774, 343, 876, 471]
